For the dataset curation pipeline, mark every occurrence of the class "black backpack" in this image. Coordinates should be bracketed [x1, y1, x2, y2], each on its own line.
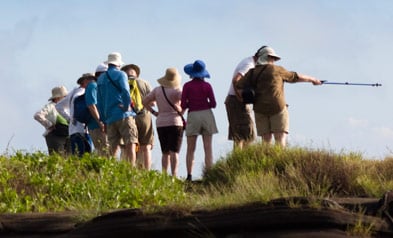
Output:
[242, 65, 268, 104]
[73, 94, 92, 124]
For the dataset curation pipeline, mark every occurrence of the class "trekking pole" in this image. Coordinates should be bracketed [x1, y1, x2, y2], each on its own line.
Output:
[321, 80, 382, 87]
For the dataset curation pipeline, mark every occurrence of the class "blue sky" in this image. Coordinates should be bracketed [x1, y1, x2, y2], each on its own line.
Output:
[1, 0, 393, 179]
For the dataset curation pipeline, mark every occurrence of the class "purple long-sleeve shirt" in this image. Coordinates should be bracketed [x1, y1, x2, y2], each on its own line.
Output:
[181, 78, 216, 112]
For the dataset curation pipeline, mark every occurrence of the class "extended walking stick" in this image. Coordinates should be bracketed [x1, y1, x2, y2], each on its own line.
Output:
[321, 80, 382, 87]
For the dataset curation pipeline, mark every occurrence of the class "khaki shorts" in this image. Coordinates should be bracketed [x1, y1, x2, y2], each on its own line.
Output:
[107, 117, 138, 151]
[135, 111, 154, 146]
[225, 95, 256, 142]
[186, 109, 218, 137]
[255, 107, 289, 136]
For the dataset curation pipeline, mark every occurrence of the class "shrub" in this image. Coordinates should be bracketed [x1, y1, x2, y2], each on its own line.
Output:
[0, 152, 187, 213]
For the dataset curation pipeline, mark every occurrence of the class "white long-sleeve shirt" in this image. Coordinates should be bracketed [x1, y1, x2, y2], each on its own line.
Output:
[55, 87, 87, 135]
[34, 101, 58, 136]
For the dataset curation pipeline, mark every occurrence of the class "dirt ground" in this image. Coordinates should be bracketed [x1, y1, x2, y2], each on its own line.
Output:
[0, 196, 393, 237]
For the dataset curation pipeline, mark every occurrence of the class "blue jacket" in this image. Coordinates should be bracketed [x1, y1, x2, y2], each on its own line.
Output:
[97, 65, 135, 125]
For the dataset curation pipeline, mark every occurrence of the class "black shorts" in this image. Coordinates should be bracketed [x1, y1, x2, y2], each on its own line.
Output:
[157, 126, 184, 153]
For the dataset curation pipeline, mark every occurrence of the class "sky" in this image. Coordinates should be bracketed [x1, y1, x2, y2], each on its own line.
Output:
[1, 0, 393, 179]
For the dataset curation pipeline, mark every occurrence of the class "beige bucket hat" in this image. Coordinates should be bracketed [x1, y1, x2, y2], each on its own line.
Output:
[49, 86, 68, 101]
[105, 52, 124, 67]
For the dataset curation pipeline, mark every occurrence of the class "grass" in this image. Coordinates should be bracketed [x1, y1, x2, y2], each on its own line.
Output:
[0, 151, 186, 216]
[1, 144, 393, 220]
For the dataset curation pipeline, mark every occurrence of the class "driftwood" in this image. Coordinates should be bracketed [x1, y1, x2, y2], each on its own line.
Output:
[1, 194, 393, 237]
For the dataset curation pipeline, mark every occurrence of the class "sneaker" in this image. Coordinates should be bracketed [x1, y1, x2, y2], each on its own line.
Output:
[186, 174, 192, 181]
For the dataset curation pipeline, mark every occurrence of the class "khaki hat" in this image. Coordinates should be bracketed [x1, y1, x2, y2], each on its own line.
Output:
[256, 46, 280, 59]
[121, 64, 141, 77]
[157, 68, 181, 88]
[256, 46, 281, 65]
[105, 52, 124, 67]
[49, 86, 68, 101]
[77, 73, 95, 84]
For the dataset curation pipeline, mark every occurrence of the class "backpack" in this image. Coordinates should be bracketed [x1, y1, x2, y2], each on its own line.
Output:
[241, 65, 268, 104]
[73, 94, 92, 124]
[242, 87, 255, 104]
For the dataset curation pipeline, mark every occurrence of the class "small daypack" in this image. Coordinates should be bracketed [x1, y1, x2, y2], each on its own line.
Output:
[73, 94, 92, 124]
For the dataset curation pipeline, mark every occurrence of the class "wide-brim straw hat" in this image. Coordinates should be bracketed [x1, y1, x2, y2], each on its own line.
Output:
[184, 59, 210, 78]
[157, 68, 181, 88]
[49, 86, 68, 100]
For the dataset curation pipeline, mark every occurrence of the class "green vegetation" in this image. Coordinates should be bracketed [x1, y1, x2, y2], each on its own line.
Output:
[1, 144, 393, 219]
[0, 152, 186, 216]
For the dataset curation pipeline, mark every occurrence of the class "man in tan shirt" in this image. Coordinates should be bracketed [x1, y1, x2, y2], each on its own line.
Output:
[236, 46, 321, 147]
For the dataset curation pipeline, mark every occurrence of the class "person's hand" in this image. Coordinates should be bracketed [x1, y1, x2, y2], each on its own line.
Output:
[98, 121, 105, 133]
[312, 78, 322, 85]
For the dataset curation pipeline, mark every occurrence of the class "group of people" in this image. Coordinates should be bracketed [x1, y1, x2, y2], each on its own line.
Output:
[34, 46, 321, 180]
[34, 52, 218, 181]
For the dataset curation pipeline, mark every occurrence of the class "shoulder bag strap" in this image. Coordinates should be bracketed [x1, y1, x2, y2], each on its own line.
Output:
[106, 72, 121, 92]
[254, 65, 268, 87]
[250, 65, 268, 88]
[161, 86, 186, 123]
[106, 72, 137, 113]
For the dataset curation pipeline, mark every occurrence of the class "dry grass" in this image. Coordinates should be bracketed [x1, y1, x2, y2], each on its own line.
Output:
[190, 144, 393, 209]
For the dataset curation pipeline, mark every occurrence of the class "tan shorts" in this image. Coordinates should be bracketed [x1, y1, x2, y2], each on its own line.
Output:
[107, 117, 138, 151]
[225, 95, 256, 142]
[135, 111, 154, 146]
[255, 107, 289, 136]
[186, 109, 218, 137]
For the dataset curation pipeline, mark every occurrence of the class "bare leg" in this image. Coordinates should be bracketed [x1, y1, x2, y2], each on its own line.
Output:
[262, 133, 273, 145]
[161, 152, 170, 174]
[123, 143, 137, 167]
[186, 135, 197, 177]
[233, 140, 244, 150]
[136, 147, 143, 169]
[170, 151, 179, 177]
[118, 139, 125, 160]
[243, 139, 253, 148]
[202, 135, 213, 170]
[274, 132, 287, 147]
[139, 144, 152, 170]
[110, 144, 120, 158]
[235, 139, 254, 150]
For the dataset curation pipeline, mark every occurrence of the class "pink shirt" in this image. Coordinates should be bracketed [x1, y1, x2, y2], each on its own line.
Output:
[181, 79, 216, 112]
[143, 86, 183, 127]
